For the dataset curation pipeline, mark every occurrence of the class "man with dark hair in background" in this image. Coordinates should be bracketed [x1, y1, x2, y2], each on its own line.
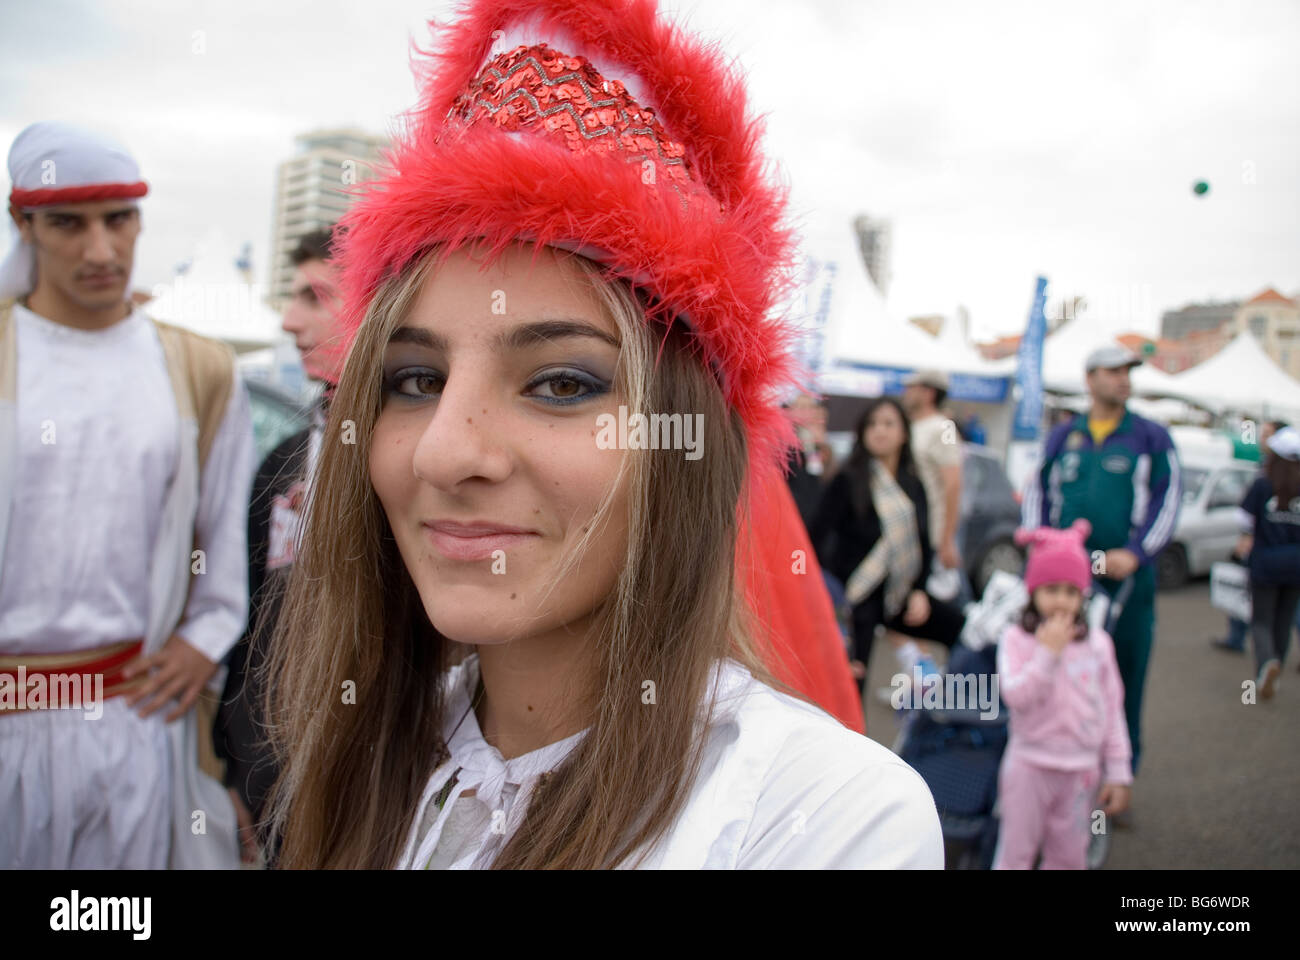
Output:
[786, 392, 834, 530]
[1022, 345, 1181, 814]
[214, 226, 346, 863]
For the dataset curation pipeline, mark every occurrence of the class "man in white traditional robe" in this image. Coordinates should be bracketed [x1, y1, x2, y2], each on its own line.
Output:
[0, 122, 254, 868]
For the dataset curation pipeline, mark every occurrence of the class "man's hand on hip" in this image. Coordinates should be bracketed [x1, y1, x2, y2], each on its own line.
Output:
[122, 634, 218, 723]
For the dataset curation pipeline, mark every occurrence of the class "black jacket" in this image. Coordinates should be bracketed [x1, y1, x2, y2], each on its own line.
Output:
[807, 463, 933, 600]
[1243, 475, 1300, 585]
[213, 425, 312, 827]
[786, 446, 826, 532]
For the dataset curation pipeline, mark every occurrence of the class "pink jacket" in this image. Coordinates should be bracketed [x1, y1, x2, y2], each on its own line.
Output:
[997, 623, 1133, 785]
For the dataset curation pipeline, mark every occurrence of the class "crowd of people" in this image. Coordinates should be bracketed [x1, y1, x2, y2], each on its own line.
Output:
[1, 0, 946, 871]
[1, 0, 1293, 874]
[789, 342, 1297, 866]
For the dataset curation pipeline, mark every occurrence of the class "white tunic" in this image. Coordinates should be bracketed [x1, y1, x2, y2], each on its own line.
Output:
[397, 654, 944, 869]
[0, 301, 254, 869]
[0, 302, 252, 663]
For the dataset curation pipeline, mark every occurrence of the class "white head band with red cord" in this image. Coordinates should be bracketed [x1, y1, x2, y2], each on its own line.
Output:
[2, 122, 148, 300]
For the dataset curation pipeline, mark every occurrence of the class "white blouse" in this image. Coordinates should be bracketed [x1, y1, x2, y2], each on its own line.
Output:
[396, 654, 944, 869]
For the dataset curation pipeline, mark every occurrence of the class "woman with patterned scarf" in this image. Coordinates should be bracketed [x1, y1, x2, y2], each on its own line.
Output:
[809, 397, 967, 695]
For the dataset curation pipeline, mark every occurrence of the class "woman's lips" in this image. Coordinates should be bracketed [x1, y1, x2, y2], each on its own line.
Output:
[422, 522, 540, 562]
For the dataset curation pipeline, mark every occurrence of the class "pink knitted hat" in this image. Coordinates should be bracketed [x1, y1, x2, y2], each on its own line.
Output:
[1015, 520, 1092, 594]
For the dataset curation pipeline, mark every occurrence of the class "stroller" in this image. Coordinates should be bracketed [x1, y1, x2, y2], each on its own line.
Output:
[895, 571, 1134, 870]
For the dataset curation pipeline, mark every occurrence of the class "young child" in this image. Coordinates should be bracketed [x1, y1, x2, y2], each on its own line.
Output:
[993, 519, 1132, 870]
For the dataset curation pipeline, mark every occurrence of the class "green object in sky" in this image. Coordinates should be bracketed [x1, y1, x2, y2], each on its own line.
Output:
[1193, 180, 1210, 196]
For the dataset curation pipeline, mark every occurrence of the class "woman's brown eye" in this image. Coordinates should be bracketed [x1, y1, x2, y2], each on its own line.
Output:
[393, 372, 442, 397]
[551, 377, 580, 397]
[527, 369, 608, 406]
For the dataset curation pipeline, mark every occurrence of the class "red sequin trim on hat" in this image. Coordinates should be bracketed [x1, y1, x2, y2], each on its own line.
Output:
[449, 43, 708, 208]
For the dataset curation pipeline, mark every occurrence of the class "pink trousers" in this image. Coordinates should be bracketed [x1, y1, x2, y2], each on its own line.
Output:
[993, 750, 1100, 870]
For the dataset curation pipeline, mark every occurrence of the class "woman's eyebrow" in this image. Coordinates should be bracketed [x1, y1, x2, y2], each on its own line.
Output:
[386, 319, 618, 351]
[500, 319, 619, 350]
[387, 326, 443, 349]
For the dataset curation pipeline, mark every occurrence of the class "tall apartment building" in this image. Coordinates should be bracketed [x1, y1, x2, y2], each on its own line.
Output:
[1159, 299, 1240, 340]
[1231, 288, 1300, 378]
[852, 214, 892, 298]
[268, 128, 389, 305]
[1151, 288, 1300, 378]
[1148, 327, 1229, 373]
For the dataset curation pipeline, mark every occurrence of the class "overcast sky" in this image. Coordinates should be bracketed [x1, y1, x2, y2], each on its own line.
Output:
[2, 0, 1296, 340]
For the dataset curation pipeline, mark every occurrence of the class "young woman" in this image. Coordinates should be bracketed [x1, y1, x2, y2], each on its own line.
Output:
[1240, 426, 1300, 698]
[809, 398, 967, 690]
[260, 0, 941, 869]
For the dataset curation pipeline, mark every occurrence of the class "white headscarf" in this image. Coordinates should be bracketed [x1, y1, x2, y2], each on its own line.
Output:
[1, 122, 148, 300]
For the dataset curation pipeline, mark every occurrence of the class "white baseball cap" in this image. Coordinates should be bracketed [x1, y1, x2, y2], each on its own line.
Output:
[1267, 426, 1300, 462]
[1085, 344, 1143, 372]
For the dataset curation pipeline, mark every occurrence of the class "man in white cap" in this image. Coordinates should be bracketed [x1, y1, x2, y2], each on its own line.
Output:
[0, 122, 254, 867]
[1021, 343, 1181, 813]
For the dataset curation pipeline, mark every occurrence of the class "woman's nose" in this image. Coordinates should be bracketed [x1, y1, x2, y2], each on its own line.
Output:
[410, 371, 512, 490]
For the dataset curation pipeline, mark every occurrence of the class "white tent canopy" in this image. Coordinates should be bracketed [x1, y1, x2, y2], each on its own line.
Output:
[790, 222, 1012, 385]
[1040, 317, 1183, 397]
[1170, 332, 1300, 421]
[146, 229, 282, 354]
[933, 311, 1017, 375]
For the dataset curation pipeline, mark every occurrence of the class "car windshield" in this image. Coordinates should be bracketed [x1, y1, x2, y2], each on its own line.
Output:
[1182, 468, 1209, 503]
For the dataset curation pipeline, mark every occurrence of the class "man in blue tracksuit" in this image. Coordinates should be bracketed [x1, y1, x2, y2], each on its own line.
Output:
[1022, 345, 1182, 791]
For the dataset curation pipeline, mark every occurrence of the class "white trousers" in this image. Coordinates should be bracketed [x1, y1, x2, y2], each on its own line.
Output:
[0, 698, 170, 868]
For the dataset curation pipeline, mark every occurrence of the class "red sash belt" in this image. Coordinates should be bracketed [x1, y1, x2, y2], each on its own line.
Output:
[0, 639, 145, 713]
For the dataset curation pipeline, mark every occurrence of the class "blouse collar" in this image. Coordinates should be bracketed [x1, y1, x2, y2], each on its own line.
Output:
[443, 653, 590, 787]
[397, 652, 757, 869]
[398, 654, 588, 869]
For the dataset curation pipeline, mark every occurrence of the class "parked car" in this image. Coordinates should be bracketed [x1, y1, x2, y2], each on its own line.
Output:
[960, 443, 1025, 598]
[1155, 456, 1257, 589]
[244, 378, 312, 468]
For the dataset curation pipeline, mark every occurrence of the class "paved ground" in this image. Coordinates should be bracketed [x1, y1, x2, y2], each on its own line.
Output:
[861, 580, 1300, 868]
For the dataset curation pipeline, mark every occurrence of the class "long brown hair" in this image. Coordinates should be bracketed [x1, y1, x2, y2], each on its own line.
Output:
[1266, 454, 1300, 508]
[260, 244, 789, 869]
[838, 396, 916, 522]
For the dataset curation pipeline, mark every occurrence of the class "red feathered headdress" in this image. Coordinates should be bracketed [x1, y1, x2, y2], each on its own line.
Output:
[335, 0, 800, 484]
[336, 0, 861, 730]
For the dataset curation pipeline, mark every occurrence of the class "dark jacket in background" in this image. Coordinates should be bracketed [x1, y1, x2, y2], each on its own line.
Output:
[213, 426, 311, 829]
[808, 463, 933, 600]
[787, 446, 827, 532]
[1242, 475, 1300, 585]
